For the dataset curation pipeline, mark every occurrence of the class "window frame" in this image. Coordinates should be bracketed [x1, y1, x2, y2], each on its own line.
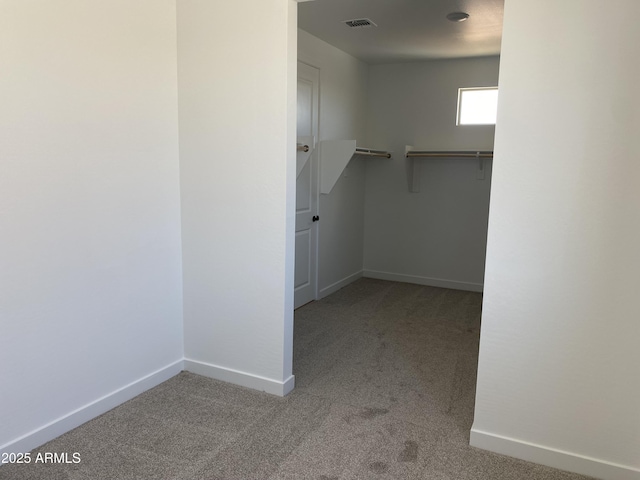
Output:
[456, 86, 499, 126]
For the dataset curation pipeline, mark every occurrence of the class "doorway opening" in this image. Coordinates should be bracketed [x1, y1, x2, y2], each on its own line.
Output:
[291, 0, 504, 429]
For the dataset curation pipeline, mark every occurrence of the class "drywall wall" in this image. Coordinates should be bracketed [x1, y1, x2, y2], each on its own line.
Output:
[178, 0, 297, 395]
[0, 0, 183, 454]
[298, 30, 369, 297]
[473, 1, 640, 479]
[364, 57, 499, 291]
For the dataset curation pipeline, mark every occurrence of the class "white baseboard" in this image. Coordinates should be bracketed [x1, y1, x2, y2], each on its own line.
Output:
[318, 270, 363, 299]
[184, 359, 295, 397]
[470, 428, 640, 480]
[363, 270, 483, 292]
[0, 360, 183, 457]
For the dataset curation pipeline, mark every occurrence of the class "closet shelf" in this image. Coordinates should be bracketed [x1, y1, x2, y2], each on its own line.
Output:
[296, 136, 315, 178]
[405, 146, 493, 193]
[320, 140, 391, 194]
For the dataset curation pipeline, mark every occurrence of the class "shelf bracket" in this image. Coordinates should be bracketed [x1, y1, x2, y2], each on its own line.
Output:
[405, 145, 420, 193]
[476, 152, 485, 180]
[319, 140, 355, 194]
[319, 140, 392, 194]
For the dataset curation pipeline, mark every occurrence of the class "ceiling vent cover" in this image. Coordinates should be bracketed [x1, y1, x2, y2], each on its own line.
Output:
[343, 18, 378, 28]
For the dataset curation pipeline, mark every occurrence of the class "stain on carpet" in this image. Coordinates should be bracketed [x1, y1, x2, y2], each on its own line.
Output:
[344, 407, 389, 424]
[369, 461, 388, 474]
[358, 407, 389, 420]
[398, 440, 419, 462]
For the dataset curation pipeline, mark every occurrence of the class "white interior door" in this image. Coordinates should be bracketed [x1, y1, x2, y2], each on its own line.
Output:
[295, 62, 319, 309]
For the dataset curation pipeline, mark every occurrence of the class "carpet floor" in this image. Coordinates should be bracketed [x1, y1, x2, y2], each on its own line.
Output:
[1, 279, 595, 479]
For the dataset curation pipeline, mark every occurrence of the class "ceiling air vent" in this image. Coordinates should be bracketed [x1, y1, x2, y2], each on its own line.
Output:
[343, 18, 378, 28]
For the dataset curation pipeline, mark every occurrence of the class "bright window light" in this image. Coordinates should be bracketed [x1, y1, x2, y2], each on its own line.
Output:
[457, 87, 498, 125]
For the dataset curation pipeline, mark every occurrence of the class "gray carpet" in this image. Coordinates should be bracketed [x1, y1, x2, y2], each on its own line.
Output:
[1, 279, 595, 480]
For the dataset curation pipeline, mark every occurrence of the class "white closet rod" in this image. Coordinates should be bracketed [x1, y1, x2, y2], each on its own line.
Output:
[406, 150, 493, 158]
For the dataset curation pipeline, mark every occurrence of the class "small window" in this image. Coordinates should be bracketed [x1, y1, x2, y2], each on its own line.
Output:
[457, 87, 498, 125]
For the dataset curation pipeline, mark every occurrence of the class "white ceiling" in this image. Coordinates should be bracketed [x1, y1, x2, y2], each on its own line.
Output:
[298, 0, 504, 64]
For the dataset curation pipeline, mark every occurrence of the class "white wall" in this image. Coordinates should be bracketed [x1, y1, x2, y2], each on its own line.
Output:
[473, 1, 640, 479]
[178, 0, 297, 395]
[364, 58, 500, 291]
[298, 30, 369, 297]
[0, 0, 184, 454]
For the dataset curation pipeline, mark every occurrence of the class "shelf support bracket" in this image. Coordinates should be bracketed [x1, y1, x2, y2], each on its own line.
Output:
[476, 151, 486, 180]
[405, 145, 420, 193]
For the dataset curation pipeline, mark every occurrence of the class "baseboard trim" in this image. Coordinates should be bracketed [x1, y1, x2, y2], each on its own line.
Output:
[470, 428, 640, 480]
[184, 359, 295, 397]
[318, 270, 363, 299]
[0, 359, 184, 457]
[363, 270, 483, 292]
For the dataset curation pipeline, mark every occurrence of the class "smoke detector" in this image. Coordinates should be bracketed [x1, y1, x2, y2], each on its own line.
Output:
[343, 18, 378, 28]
